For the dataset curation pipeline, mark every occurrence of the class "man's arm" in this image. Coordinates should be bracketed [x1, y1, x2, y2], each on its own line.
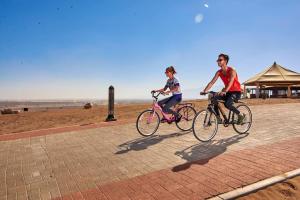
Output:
[223, 69, 236, 92]
[203, 71, 219, 93]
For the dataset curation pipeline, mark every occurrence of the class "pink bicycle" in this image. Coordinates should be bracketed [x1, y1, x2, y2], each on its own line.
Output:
[136, 91, 197, 136]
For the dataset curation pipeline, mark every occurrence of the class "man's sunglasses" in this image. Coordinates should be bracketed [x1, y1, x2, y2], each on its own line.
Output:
[216, 59, 224, 62]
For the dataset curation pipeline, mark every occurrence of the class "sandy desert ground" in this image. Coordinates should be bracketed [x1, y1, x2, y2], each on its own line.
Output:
[238, 176, 300, 200]
[0, 98, 299, 135]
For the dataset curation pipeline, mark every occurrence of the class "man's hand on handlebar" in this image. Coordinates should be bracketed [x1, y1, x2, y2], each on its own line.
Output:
[200, 91, 207, 95]
[218, 91, 226, 96]
[217, 88, 226, 96]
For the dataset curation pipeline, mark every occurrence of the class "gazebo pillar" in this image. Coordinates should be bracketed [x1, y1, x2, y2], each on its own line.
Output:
[287, 85, 292, 97]
[255, 82, 260, 98]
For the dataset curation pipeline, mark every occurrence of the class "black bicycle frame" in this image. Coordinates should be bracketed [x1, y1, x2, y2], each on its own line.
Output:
[207, 102, 235, 125]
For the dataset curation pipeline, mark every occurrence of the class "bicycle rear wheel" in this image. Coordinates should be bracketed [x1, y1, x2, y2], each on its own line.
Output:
[175, 105, 197, 131]
[192, 109, 218, 142]
[136, 109, 160, 136]
[233, 104, 252, 134]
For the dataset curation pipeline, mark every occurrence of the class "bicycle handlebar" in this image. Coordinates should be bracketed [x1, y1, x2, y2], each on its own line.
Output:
[200, 91, 215, 96]
[151, 91, 163, 99]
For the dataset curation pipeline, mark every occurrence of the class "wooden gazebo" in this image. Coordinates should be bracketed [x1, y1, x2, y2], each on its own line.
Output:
[243, 62, 300, 98]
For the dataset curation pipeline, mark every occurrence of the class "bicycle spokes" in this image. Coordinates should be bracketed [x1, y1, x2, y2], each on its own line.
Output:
[136, 110, 160, 136]
[233, 104, 252, 134]
[146, 111, 155, 124]
[192, 110, 218, 142]
[175, 105, 197, 131]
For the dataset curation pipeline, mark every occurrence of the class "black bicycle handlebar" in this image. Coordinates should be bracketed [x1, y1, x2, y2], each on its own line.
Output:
[151, 91, 163, 99]
[200, 91, 216, 95]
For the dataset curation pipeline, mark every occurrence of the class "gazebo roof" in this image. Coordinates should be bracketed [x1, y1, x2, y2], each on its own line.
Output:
[243, 62, 300, 86]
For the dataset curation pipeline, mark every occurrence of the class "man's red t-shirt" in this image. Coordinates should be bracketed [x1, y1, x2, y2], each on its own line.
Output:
[218, 67, 241, 92]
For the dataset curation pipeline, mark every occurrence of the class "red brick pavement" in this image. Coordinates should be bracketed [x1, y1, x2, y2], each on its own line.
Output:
[53, 137, 300, 200]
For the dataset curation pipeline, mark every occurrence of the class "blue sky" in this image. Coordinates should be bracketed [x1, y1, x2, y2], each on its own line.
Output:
[0, 0, 300, 100]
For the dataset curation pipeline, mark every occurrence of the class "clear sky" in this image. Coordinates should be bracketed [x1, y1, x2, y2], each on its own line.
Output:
[1, 0, 300, 100]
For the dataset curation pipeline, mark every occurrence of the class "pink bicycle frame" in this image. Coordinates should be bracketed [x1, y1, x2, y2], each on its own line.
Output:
[147, 101, 175, 124]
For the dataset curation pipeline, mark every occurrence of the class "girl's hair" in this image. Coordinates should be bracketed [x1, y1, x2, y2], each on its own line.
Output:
[165, 66, 177, 74]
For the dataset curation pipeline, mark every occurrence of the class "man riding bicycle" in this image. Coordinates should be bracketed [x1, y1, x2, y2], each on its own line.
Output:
[201, 53, 245, 124]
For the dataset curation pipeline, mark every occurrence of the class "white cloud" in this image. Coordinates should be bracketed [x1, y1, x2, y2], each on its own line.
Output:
[204, 4, 209, 8]
[194, 14, 204, 24]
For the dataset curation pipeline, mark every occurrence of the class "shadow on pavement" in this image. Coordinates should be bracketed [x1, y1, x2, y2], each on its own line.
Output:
[115, 131, 191, 154]
[172, 133, 249, 172]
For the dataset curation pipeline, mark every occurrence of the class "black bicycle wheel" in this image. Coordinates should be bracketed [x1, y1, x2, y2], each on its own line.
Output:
[192, 109, 218, 142]
[233, 104, 252, 134]
[136, 110, 160, 136]
[175, 105, 197, 131]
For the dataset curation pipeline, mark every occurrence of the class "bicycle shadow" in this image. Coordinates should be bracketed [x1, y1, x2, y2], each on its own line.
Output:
[115, 131, 191, 155]
[172, 133, 249, 172]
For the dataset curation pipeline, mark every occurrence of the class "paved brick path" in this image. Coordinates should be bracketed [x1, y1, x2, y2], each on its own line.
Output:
[55, 138, 300, 200]
[0, 103, 299, 200]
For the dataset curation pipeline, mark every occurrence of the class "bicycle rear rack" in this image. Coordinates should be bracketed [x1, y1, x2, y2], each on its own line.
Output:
[178, 102, 195, 108]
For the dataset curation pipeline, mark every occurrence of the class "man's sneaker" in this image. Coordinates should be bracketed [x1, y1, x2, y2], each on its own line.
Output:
[237, 113, 246, 125]
[215, 116, 222, 124]
[175, 114, 182, 123]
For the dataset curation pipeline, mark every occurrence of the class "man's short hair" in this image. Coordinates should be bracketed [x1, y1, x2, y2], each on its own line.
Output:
[219, 53, 229, 64]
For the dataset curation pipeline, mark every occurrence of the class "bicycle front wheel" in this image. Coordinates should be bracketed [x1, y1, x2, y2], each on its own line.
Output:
[136, 110, 160, 136]
[175, 105, 197, 131]
[233, 104, 252, 134]
[192, 109, 218, 142]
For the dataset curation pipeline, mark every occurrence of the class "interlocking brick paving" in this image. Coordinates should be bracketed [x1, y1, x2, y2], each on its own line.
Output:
[0, 103, 299, 199]
[53, 138, 300, 200]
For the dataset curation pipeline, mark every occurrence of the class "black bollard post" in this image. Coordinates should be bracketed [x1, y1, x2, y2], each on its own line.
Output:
[106, 85, 117, 121]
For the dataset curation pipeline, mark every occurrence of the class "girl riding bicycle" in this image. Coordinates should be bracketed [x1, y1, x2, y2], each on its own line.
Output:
[153, 66, 182, 123]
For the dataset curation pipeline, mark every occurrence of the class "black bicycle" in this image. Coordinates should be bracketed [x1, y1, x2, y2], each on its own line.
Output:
[192, 91, 252, 142]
